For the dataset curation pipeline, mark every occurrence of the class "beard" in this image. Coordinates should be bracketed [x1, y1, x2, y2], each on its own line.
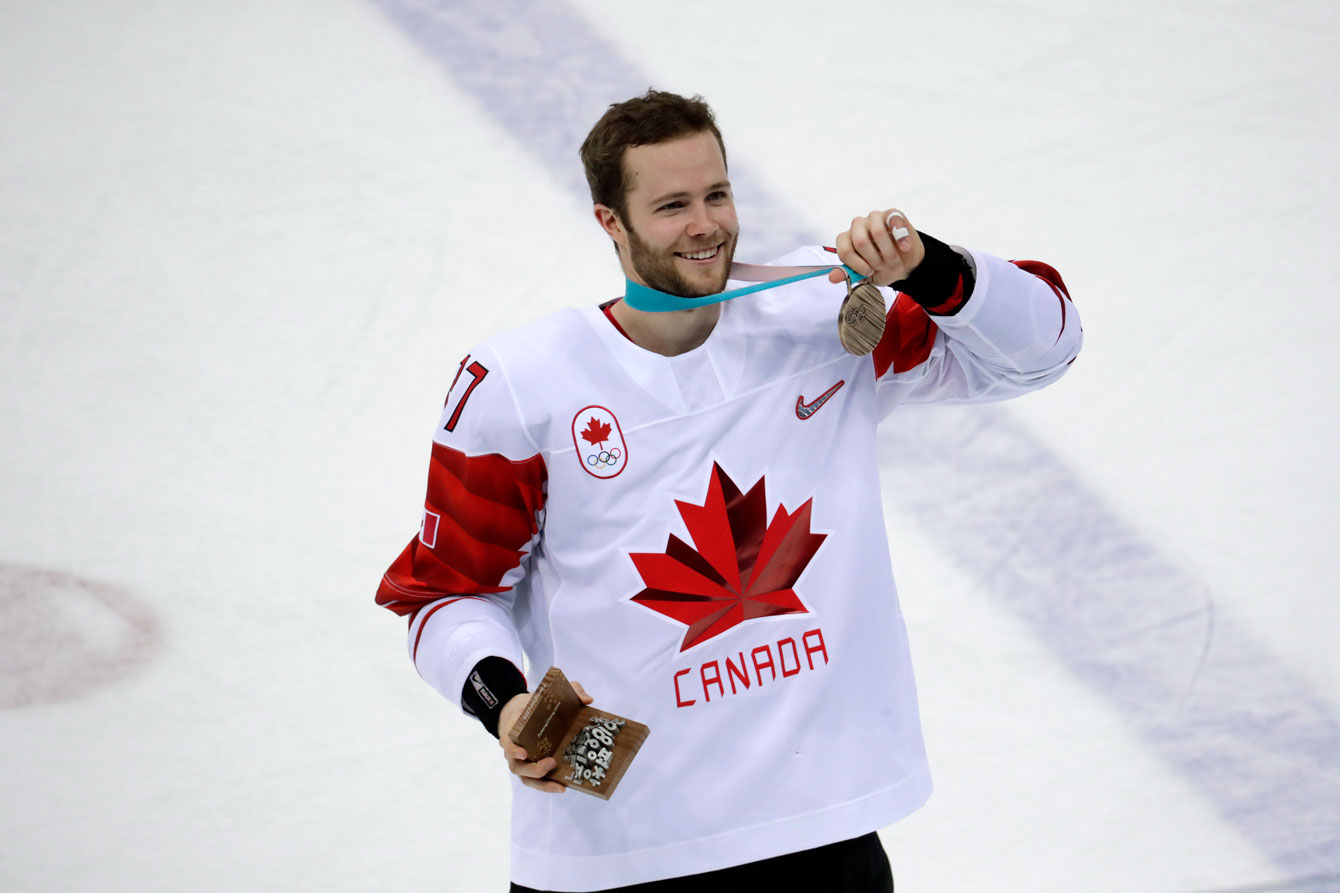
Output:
[625, 223, 738, 298]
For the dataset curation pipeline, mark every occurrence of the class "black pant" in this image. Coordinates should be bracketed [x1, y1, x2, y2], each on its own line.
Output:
[510, 831, 893, 892]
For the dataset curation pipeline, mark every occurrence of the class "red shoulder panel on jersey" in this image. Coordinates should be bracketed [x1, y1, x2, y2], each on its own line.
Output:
[872, 296, 938, 377]
[1010, 259, 1070, 299]
[376, 445, 547, 616]
[1010, 260, 1076, 346]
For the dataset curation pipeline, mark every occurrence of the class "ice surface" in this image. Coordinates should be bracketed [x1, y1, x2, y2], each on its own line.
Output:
[1, 0, 1336, 890]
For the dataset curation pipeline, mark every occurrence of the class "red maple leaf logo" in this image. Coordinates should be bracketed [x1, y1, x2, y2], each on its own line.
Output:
[629, 463, 826, 651]
[580, 417, 613, 448]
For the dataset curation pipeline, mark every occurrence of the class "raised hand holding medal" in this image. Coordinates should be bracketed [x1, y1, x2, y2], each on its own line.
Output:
[827, 209, 924, 288]
[829, 209, 925, 355]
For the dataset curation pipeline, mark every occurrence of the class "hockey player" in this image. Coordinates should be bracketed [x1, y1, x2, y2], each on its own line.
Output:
[377, 90, 1081, 892]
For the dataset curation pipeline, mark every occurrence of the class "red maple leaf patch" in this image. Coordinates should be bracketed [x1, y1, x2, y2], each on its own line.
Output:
[629, 463, 826, 652]
[580, 417, 613, 448]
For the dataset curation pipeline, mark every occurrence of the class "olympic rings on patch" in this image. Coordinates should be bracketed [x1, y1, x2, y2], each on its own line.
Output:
[586, 448, 622, 468]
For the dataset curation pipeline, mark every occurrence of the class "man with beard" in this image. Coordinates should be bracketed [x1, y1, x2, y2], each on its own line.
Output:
[376, 90, 1082, 892]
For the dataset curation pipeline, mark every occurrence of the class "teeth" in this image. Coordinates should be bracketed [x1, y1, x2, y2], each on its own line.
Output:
[679, 247, 719, 260]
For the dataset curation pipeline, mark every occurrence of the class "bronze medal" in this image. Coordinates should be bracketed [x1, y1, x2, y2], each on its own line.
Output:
[837, 276, 886, 356]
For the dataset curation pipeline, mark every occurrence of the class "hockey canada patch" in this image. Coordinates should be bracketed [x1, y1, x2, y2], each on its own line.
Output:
[572, 405, 627, 479]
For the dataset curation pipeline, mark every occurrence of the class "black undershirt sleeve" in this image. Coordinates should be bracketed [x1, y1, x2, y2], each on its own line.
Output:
[461, 656, 529, 739]
[891, 231, 976, 316]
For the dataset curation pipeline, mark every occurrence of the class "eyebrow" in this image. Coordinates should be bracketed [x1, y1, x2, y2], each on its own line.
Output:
[647, 181, 732, 207]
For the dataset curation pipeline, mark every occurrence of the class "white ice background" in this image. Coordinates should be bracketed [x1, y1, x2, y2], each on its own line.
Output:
[1, 1, 1337, 891]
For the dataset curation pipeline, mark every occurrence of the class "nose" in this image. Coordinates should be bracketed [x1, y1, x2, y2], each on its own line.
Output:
[685, 201, 715, 238]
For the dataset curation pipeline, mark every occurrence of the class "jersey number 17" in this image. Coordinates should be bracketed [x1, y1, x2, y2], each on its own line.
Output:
[444, 354, 489, 432]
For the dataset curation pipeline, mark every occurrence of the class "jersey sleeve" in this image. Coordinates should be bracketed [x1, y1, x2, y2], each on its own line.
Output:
[375, 343, 546, 710]
[873, 248, 1081, 408]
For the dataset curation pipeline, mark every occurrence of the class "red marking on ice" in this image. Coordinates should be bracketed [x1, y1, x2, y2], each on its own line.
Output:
[0, 564, 160, 709]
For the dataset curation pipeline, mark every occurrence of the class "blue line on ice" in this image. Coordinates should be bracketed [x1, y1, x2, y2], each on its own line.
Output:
[369, 0, 1339, 875]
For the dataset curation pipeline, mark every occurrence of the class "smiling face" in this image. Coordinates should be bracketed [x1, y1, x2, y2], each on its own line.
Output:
[596, 130, 739, 298]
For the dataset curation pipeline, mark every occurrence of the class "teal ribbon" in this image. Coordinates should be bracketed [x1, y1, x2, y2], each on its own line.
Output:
[622, 264, 866, 313]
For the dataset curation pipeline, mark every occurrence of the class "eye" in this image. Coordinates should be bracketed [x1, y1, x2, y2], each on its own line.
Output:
[659, 200, 685, 212]
[708, 191, 729, 202]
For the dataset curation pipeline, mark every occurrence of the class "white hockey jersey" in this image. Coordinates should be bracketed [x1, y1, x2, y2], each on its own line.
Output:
[378, 245, 1081, 891]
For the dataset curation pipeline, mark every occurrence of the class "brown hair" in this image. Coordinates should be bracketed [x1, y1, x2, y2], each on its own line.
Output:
[579, 90, 726, 223]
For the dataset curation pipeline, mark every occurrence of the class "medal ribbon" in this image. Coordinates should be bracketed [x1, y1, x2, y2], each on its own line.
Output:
[622, 262, 869, 313]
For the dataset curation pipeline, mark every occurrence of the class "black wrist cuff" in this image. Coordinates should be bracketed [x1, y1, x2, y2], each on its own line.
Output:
[892, 232, 975, 316]
[461, 656, 528, 739]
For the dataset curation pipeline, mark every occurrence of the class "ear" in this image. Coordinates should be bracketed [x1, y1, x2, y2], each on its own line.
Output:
[594, 204, 627, 249]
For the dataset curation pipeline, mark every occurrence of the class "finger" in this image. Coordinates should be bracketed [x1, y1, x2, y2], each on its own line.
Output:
[849, 214, 892, 275]
[830, 231, 865, 279]
[864, 209, 898, 264]
[520, 776, 566, 794]
[509, 755, 558, 779]
[500, 734, 528, 763]
[885, 210, 913, 250]
[837, 226, 872, 277]
[847, 216, 878, 273]
[570, 681, 595, 705]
